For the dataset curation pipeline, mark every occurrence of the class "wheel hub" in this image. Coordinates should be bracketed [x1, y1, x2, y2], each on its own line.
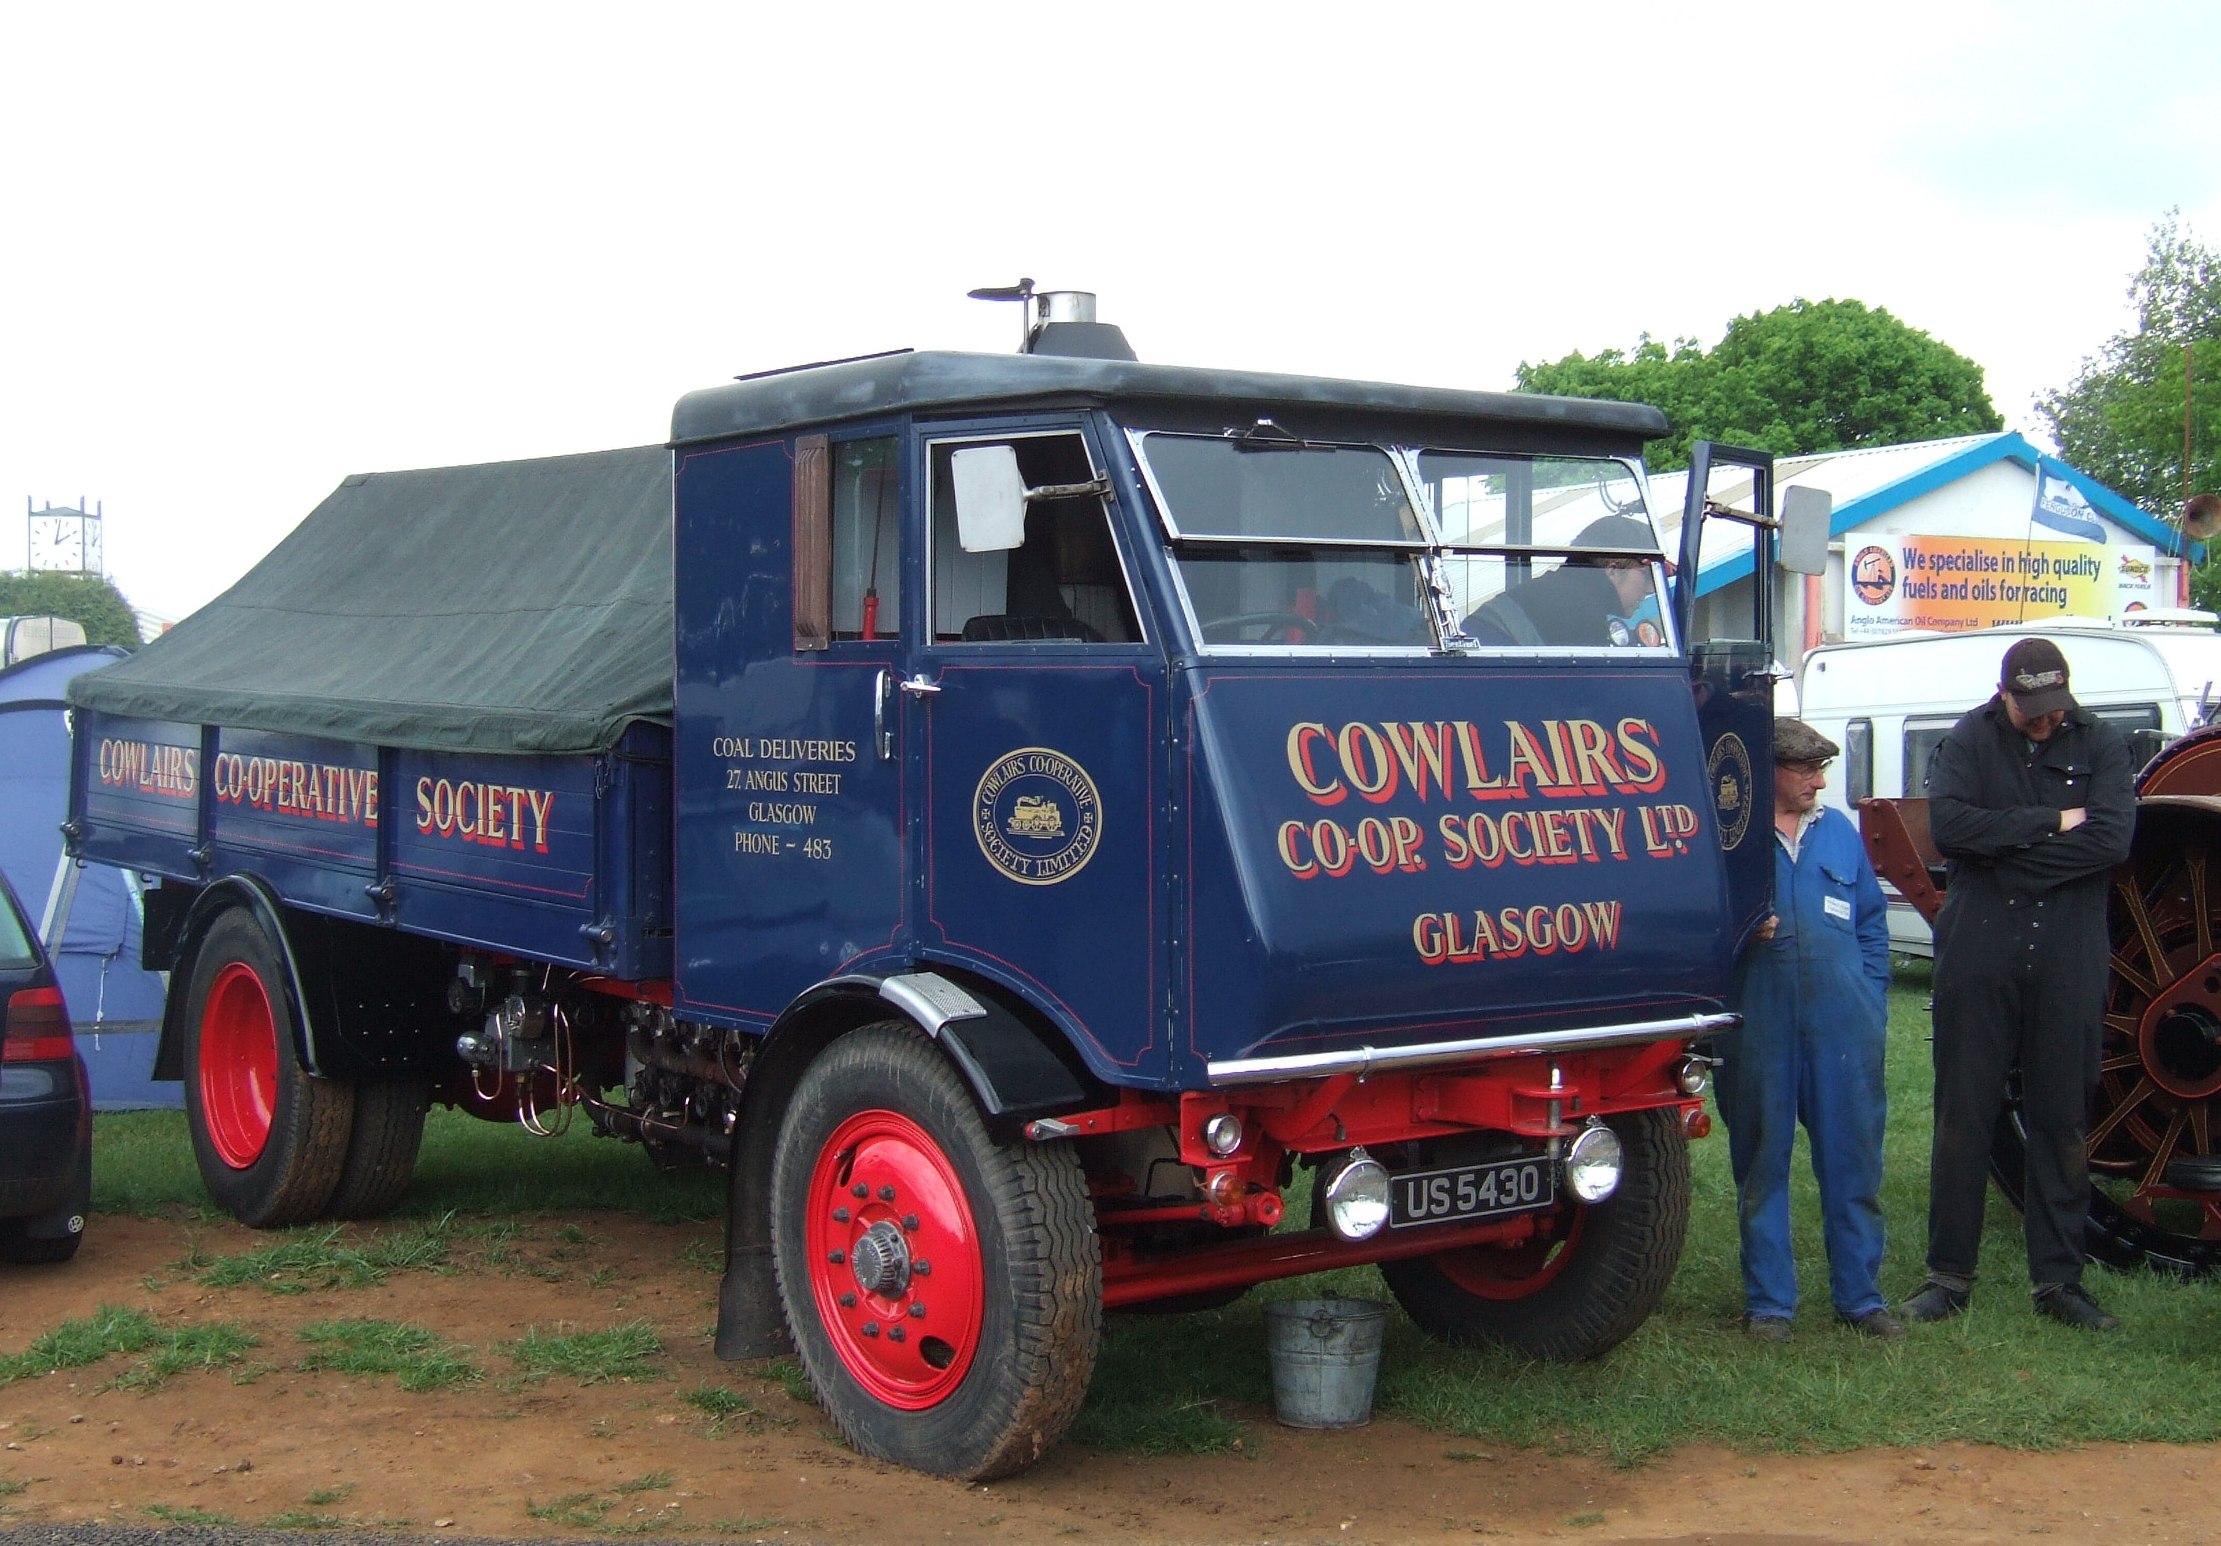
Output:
[803, 1108, 986, 1410]
[200, 962, 280, 1169]
[850, 1219, 912, 1297]
[2134, 959, 2221, 1101]
[2152, 1002, 2221, 1092]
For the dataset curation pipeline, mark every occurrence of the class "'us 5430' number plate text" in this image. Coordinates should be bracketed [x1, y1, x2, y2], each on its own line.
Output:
[1389, 1156, 1555, 1228]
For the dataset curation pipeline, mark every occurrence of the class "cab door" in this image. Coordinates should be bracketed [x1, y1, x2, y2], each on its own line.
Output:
[903, 421, 1169, 1087]
[673, 429, 911, 1022]
[1676, 443, 1828, 952]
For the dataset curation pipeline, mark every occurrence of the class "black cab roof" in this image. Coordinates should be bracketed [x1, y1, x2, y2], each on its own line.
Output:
[670, 350, 1668, 449]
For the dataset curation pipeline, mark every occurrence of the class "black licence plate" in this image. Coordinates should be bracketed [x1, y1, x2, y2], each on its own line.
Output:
[1389, 1155, 1556, 1228]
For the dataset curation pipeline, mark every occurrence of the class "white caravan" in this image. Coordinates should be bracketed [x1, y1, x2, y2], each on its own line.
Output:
[1797, 617, 2221, 955]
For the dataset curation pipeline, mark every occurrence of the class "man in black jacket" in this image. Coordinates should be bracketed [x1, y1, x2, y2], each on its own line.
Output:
[1462, 516, 1660, 647]
[1901, 638, 2135, 1331]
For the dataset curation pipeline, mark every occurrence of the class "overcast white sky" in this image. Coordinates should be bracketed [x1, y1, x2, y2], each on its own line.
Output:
[5, 0, 2218, 624]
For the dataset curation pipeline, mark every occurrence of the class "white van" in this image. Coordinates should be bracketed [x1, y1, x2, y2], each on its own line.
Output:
[1798, 618, 2221, 954]
[0, 615, 89, 667]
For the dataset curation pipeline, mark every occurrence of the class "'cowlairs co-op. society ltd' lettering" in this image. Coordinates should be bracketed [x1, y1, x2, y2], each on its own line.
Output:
[1277, 717, 1703, 967]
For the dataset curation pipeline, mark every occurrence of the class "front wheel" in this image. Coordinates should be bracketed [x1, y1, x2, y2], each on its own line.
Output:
[770, 1022, 1101, 1479]
[181, 908, 354, 1228]
[1381, 1109, 1690, 1360]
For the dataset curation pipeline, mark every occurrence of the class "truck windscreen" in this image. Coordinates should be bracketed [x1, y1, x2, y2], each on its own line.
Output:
[1132, 432, 1669, 653]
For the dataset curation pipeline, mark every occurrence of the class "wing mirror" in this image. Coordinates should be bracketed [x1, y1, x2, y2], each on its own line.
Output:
[1778, 486, 1831, 576]
[951, 445, 1029, 553]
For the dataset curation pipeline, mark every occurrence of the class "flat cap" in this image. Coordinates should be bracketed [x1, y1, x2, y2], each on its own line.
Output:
[1773, 717, 1839, 764]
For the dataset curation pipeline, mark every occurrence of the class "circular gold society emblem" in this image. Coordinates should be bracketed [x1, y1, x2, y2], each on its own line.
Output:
[1707, 732, 1753, 850]
[972, 747, 1103, 885]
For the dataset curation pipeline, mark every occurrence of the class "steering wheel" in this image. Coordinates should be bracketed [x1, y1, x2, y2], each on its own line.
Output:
[1202, 611, 1322, 644]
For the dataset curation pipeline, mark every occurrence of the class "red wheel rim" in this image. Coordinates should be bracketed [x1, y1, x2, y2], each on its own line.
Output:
[200, 963, 279, 1169]
[1434, 1209, 1586, 1300]
[803, 1109, 985, 1409]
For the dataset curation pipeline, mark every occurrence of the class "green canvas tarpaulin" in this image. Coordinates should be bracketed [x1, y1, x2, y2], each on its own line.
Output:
[69, 446, 673, 755]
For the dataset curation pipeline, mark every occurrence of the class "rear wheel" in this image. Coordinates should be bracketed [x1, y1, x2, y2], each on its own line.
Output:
[1988, 805, 2221, 1277]
[329, 1078, 431, 1220]
[1381, 1109, 1690, 1360]
[769, 1022, 1100, 1479]
[182, 908, 354, 1228]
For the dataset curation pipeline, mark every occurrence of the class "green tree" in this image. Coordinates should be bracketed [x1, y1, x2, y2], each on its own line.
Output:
[2035, 210, 2221, 605]
[0, 571, 143, 648]
[1518, 299, 2002, 472]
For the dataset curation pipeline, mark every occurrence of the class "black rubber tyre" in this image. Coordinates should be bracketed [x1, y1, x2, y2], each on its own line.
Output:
[328, 1078, 431, 1220]
[1381, 1109, 1691, 1361]
[1989, 1102, 2221, 1278]
[769, 1021, 1101, 1479]
[182, 908, 355, 1228]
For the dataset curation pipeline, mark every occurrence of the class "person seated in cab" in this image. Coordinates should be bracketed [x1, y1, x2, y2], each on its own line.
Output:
[1463, 515, 1660, 647]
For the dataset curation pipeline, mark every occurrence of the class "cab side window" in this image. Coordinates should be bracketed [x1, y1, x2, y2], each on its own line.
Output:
[830, 437, 901, 641]
[927, 432, 1142, 644]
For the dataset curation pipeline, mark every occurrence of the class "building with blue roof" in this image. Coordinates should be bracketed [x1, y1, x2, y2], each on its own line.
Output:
[1652, 432, 2205, 661]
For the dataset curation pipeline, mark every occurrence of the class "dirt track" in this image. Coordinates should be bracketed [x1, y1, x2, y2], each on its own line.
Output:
[0, 1215, 2210, 1544]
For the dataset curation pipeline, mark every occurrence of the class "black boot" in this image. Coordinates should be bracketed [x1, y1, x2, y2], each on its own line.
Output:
[1899, 1279, 1971, 1323]
[2032, 1282, 2119, 1332]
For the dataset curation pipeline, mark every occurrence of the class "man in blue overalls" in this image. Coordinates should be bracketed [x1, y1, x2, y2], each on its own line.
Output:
[1717, 718, 1901, 1342]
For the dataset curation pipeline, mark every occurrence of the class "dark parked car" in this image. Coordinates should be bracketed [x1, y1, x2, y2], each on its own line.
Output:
[1, 869, 89, 1263]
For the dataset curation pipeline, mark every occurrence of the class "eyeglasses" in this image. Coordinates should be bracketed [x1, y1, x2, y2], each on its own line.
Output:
[1779, 760, 1833, 778]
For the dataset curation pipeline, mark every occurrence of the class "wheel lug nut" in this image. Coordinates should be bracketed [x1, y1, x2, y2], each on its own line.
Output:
[832, 1207, 850, 1223]
[827, 1249, 845, 1264]
[879, 1184, 896, 1201]
[913, 1260, 931, 1275]
[861, 1322, 880, 1338]
[903, 1214, 919, 1231]
[888, 1326, 906, 1343]
[909, 1303, 926, 1319]
[852, 1183, 869, 1198]
[838, 1292, 856, 1308]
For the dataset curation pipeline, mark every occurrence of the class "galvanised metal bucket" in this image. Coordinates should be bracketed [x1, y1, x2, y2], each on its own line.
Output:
[1263, 1297, 1387, 1428]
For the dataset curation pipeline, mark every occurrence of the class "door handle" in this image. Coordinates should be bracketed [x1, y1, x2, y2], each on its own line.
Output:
[899, 674, 942, 697]
[873, 668, 894, 761]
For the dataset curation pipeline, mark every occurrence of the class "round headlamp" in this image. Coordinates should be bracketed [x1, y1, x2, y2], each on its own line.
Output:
[1319, 1150, 1391, 1241]
[1563, 1122, 1624, 1204]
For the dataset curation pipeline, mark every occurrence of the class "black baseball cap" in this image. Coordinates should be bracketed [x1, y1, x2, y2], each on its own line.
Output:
[2000, 637, 2074, 715]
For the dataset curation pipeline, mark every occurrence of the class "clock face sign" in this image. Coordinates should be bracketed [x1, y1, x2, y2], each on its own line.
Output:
[27, 512, 93, 572]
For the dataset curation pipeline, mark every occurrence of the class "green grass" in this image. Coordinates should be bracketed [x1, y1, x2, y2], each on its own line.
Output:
[524, 1473, 674, 1531]
[1, 1305, 261, 1391]
[145, 1505, 237, 1528]
[509, 1322, 664, 1384]
[296, 1318, 482, 1390]
[91, 1106, 724, 1222]
[188, 1218, 456, 1292]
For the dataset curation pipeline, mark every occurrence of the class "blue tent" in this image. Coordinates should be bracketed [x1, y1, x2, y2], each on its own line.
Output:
[0, 645, 178, 1109]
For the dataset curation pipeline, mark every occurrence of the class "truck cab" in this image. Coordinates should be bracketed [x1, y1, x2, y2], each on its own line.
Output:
[672, 342, 1752, 1085]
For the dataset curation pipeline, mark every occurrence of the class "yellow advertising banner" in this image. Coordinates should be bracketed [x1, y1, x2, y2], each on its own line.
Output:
[1844, 535, 2156, 639]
